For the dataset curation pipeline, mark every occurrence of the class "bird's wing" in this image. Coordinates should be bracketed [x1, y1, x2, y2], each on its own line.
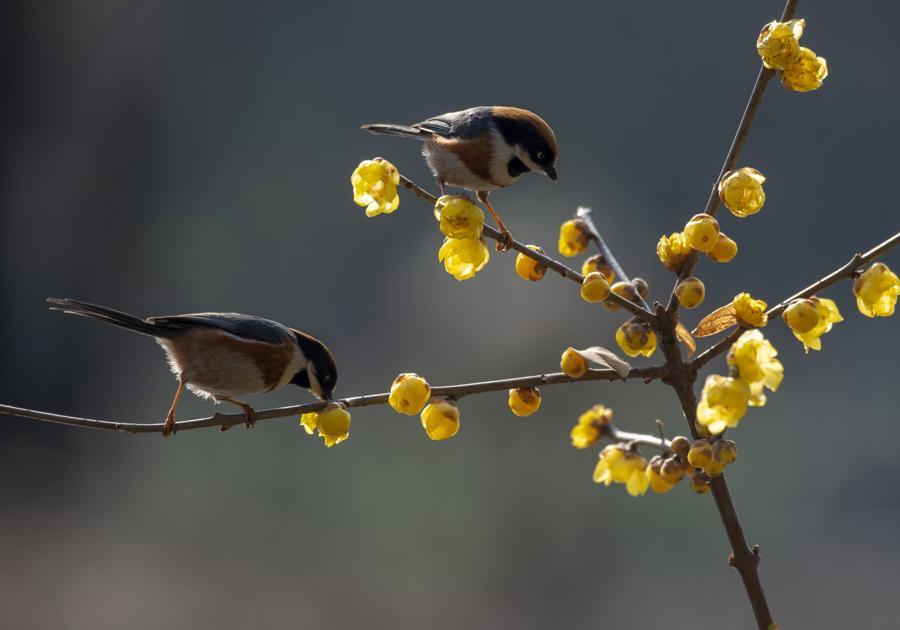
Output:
[147, 313, 293, 345]
[412, 116, 454, 137]
[413, 107, 492, 139]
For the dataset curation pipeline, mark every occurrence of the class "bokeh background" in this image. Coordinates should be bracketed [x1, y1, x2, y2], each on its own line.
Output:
[3, 1, 899, 628]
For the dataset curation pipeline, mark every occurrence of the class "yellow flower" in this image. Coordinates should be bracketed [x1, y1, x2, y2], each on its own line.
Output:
[854, 262, 900, 318]
[757, 19, 805, 70]
[351, 158, 400, 217]
[434, 195, 484, 239]
[707, 232, 738, 263]
[696, 375, 751, 435]
[388, 373, 431, 416]
[438, 237, 490, 281]
[727, 330, 783, 406]
[581, 271, 611, 303]
[581, 254, 616, 283]
[420, 400, 460, 441]
[732, 292, 768, 328]
[560, 347, 588, 379]
[782, 298, 821, 334]
[781, 47, 828, 92]
[657, 232, 691, 272]
[683, 214, 721, 252]
[675, 276, 706, 309]
[687, 439, 714, 470]
[558, 219, 591, 257]
[792, 297, 843, 352]
[570, 404, 612, 449]
[515, 245, 548, 281]
[593, 445, 650, 497]
[300, 402, 351, 447]
[647, 458, 676, 494]
[718, 167, 766, 218]
[615, 318, 657, 358]
[508, 387, 541, 417]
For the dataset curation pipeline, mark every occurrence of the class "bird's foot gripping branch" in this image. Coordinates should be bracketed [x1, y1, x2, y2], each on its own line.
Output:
[4, 3, 900, 630]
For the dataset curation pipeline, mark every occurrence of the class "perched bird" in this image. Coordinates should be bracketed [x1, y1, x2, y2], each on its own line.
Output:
[47, 298, 337, 436]
[362, 106, 558, 249]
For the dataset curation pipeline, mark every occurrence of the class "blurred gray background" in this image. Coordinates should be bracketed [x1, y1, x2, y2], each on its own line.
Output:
[3, 1, 899, 628]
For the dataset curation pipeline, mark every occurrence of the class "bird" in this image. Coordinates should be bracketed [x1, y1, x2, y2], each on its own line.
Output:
[47, 298, 338, 436]
[362, 106, 558, 250]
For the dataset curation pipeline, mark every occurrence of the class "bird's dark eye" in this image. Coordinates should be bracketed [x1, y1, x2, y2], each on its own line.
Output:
[536, 151, 546, 161]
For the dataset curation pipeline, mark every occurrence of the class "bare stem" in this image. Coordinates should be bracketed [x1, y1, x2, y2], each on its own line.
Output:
[692, 230, 900, 370]
[0, 366, 666, 434]
[399, 175, 655, 322]
[608, 423, 671, 451]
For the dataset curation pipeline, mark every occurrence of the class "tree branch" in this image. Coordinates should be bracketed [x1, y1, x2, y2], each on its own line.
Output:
[692, 230, 900, 370]
[667, 0, 800, 314]
[0, 366, 666, 434]
[399, 175, 655, 321]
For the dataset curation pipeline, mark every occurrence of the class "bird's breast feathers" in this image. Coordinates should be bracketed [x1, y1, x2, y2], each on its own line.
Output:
[423, 126, 520, 192]
[158, 328, 304, 399]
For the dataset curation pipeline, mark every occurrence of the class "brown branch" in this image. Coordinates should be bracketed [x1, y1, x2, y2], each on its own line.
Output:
[0, 365, 666, 434]
[399, 175, 655, 322]
[667, 0, 800, 315]
[692, 230, 900, 370]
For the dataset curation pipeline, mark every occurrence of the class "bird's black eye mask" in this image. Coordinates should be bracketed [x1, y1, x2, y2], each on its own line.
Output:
[507, 156, 529, 177]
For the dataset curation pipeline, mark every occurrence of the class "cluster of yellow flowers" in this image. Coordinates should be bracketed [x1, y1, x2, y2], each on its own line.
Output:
[387, 373, 460, 440]
[434, 195, 490, 280]
[696, 330, 783, 434]
[687, 437, 737, 479]
[757, 19, 828, 92]
[300, 402, 352, 447]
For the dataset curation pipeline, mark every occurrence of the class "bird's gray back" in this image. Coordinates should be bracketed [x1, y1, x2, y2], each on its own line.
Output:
[148, 313, 293, 345]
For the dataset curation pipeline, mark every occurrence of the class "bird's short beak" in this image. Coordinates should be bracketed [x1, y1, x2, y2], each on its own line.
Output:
[544, 165, 558, 181]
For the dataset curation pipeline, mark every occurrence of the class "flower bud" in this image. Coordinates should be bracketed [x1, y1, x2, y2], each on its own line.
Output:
[670, 436, 691, 458]
[707, 233, 738, 263]
[712, 439, 737, 465]
[558, 219, 590, 257]
[660, 457, 686, 484]
[657, 232, 691, 272]
[581, 271, 611, 303]
[687, 439, 714, 470]
[783, 298, 820, 334]
[316, 402, 352, 447]
[560, 347, 588, 379]
[581, 254, 616, 283]
[674, 276, 706, 309]
[515, 245, 548, 281]
[718, 167, 766, 218]
[388, 373, 431, 416]
[683, 214, 721, 252]
[508, 387, 542, 417]
[605, 281, 639, 311]
[690, 470, 710, 494]
[420, 400, 460, 441]
[615, 318, 658, 358]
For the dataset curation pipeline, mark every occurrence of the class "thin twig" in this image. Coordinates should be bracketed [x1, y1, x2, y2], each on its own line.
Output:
[399, 175, 655, 321]
[608, 423, 671, 451]
[0, 366, 666, 434]
[667, 0, 800, 316]
[692, 230, 900, 370]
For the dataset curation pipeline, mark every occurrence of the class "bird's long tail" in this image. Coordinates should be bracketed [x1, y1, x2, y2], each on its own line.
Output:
[361, 123, 428, 138]
[47, 298, 180, 339]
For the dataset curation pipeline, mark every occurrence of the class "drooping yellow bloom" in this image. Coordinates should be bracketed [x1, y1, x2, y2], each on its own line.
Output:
[657, 232, 691, 272]
[696, 375, 751, 435]
[581, 271, 611, 303]
[718, 168, 766, 218]
[732, 292, 768, 328]
[560, 347, 588, 379]
[647, 458, 676, 494]
[438, 237, 490, 280]
[420, 400, 460, 441]
[351, 158, 400, 217]
[683, 214, 721, 252]
[727, 330, 783, 406]
[757, 19, 805, 70]
[558, 219, 591, 257]
[434, 195, 484, 239]
[781, 47, 828, 92]
[388, 373, 431, 416]
[300, 402, 351, 447]
[581, 254, 616, 283]
[508, 387, 541, 417]
[593, 445, 650, 497]
[792, 297, 843, 352]
[675, 276, 706, 309]
[854, 262, 900, 318]
[615, 318, 657, 358]
[570, 404, 612, 449]
[515, 245, 548, 281]
[782, 298, 821, 334]
[707, 232, 738, 263]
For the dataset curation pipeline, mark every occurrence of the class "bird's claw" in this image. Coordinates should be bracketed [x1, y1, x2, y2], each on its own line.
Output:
[496, 230, 514, 252]
[162, 414, 177, 438]
[243, 406, 257, 430]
